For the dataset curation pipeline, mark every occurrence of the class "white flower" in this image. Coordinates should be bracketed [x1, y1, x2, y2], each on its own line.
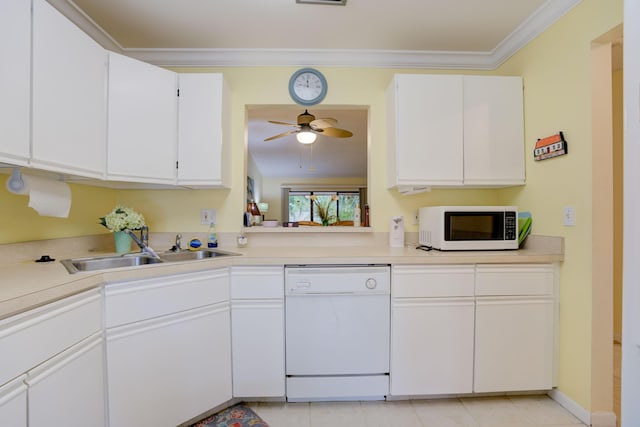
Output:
[99, 206, 146, 232]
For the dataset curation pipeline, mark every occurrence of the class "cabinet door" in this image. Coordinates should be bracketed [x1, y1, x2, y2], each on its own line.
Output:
[0, 376, 27, 427]
[463, 76, 525, 186]
[231, 266, 285, 397]
[177, 73, 231, 188]
[107, 52, 177, 184]
[474, 296, 554, 392]
[0, 0, 30, 166]
[390, 297, 475, 395]
[386, 74, 464, 188]
[106, 304, 232, 427]
[27, 334, 106, 427]
[0, 289, 102, 387]
[232, 300, 285, 397]
[31, 0, 107, 178]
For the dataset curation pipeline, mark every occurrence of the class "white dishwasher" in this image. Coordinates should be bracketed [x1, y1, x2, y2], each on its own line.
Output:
[284, 265, 390, 402]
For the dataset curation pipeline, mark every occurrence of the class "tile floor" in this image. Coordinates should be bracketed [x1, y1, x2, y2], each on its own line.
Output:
[247, 395, 587, 427]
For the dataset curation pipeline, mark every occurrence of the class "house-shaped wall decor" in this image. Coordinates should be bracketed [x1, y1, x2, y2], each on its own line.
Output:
[534, 131, 567, 161]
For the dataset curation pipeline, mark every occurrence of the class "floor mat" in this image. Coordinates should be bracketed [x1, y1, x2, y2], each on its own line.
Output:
[190, 404, 270, 427]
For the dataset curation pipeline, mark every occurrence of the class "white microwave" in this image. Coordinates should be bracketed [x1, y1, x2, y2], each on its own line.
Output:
[419, 206, 519, 251]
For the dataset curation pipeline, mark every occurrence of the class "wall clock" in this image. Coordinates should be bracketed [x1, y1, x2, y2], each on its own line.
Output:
[288, 68, 327, 106]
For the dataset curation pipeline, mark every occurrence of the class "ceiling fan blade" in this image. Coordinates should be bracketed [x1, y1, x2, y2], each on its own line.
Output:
[319, 127, 353, 138]
[310, 118, 338, 130]
[268, 120, 298, 126]
[264, 129, 297, 141]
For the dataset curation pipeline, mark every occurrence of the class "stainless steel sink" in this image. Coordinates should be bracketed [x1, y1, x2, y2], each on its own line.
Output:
[61, 254, 164, 274]
[61, 249, 240, 274]
[158, 248, 240, 262]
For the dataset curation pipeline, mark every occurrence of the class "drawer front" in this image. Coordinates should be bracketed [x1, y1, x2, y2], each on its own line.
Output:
[105, 268, 229, 327]
[0, 289, 102, 386]
[475, 264, 555, 296]
[392, 265, 475, 298]
[231, 266, 284, 299]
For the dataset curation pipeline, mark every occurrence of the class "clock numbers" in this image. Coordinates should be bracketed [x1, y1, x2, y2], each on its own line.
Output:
[294, 73, 322, 100]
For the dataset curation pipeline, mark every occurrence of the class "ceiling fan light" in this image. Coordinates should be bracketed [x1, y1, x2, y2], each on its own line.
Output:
[297, 131, 317, 144]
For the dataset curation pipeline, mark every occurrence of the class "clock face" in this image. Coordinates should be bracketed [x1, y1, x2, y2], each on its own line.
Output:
[289, 68, 327, 106]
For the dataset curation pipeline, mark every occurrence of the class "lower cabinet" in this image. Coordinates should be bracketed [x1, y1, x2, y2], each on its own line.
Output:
[0, 288, 105, 427]
[27, 334, 106, 427]
[474, 264, 556, 392]
[390, 265, 475, 395]
[104, 269, 232, 427]
[390, 263, 558, 396]
[231, 266, 285, 398]
[0, 376, 27, 427]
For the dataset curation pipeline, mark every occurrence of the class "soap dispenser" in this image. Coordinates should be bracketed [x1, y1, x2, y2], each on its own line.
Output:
[207, 222, 218, 248]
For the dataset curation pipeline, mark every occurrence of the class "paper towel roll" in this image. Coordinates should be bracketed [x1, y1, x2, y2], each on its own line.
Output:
[6, 173, 72, 218]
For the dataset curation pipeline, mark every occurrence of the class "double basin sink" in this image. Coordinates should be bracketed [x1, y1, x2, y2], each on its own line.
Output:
[61, 248, 240, 274]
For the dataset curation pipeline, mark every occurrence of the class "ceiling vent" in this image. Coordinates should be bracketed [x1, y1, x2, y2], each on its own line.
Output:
[296, 0, 347, 5]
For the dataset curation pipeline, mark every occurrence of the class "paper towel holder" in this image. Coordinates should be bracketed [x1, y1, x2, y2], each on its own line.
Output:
[6, 167, 25, 193]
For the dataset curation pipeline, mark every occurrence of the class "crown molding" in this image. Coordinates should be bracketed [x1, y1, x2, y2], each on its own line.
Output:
[51, 0, 581, 70]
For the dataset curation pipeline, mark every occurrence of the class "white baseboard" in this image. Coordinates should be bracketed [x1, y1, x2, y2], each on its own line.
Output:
[547, 389, 591, 425]
[547, 390, 617, 427]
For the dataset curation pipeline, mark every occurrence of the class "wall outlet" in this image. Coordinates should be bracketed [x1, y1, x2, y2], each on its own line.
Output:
[563, 206, 575, 226]
[201, 209, 216, 225]
[413, 210, 419, 225]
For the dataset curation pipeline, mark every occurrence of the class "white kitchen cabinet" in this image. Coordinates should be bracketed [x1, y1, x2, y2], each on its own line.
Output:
[0, 0, 30, 166]
[105, 269, 232, 427]
[386, 74, 464, 188]
[31, 0, 108, 179]
[390, 265, 475, 396]
[463, 76, 525, 186]
[27, 333, 106, 427]
[0, 288, 103, 427]
[231, 266, 285, 398]
[0, 288, 102, 387]
[0, 376, 27, 427]
[474, 264, 557, 392]
[177, 73, 231, 188]
[386, 74, 525, 190]
[107, 52, 177, 184]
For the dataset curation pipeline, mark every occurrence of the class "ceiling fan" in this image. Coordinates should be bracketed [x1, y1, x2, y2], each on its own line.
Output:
[264, 110, 353, 144]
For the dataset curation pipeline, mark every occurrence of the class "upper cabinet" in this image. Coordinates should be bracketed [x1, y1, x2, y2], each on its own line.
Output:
[0, 0, 31, 166]
[107, 52, 178, 185]
[176, 73, 231, 188]
[31, 0, 108, 179]
[386, 74, 525, 190]
[386, 74, 464, 188]
[463, 76, 525, 186]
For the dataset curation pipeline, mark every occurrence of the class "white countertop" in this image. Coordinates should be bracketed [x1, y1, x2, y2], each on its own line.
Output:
[0, 235, 563, 320]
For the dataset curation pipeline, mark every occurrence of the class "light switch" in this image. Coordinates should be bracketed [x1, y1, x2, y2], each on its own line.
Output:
[563, 206, 575, 226]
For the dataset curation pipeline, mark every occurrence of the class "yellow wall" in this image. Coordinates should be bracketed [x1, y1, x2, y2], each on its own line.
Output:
[497, 0, 623, 410]
[0, 181, 117, 243]
[0, 0, 623, 413]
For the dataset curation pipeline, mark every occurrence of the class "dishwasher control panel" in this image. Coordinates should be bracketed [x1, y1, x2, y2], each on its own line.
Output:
[284, 265, 390, 295]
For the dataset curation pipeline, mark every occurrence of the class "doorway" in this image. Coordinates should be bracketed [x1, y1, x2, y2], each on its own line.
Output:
[590, 25, 623, 426]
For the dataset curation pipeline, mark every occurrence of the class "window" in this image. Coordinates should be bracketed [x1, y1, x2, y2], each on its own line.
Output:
[288, 190, 361, 224]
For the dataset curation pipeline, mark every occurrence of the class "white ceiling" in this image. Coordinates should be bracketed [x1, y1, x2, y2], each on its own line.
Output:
[45, 0, 581, 180]
[50, 0, 581, 68]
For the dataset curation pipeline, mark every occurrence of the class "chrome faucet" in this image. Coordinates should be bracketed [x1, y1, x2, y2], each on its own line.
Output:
[124, 227, 159, 259]
[174, 234, 182, 251]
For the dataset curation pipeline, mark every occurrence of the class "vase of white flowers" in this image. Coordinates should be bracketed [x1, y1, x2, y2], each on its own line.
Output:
[99, 206, 146, 254]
